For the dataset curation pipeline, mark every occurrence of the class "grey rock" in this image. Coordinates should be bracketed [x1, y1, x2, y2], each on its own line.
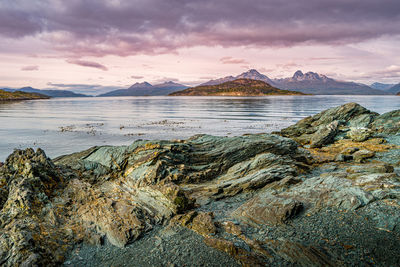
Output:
[233, 195, 303, 225]
[310, 120, 339, 148]
[353, 149, 376, 163]
[335, 153, 352, 162]
[370, 109, 400, 134]
[347, 128, 373, 142]
[277, 103, 378, 146]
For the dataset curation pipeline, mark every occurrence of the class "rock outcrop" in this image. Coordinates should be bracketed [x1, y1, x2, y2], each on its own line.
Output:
[277, 103, 379, 147]
[0, 149, 70, 266]
[0, 103, 399, 266]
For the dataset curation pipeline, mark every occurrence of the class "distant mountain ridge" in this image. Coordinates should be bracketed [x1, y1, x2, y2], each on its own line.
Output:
[2, 70, 397, 96]
[98, 81, 188, 97]
[388, 83, 400, 94]
[273, 70, 388, 95]
[202, 69, 390, 95]
[3, 87, 90, 97]
[370, 82, 396, 91]
[201, 69, 275, 86]
[170, 78, 305, 96]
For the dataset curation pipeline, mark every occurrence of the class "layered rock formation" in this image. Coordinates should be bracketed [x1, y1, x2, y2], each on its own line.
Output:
[0, 103, 399, 266]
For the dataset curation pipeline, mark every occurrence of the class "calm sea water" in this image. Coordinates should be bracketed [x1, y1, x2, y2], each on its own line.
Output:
[0, 96, 398, 161]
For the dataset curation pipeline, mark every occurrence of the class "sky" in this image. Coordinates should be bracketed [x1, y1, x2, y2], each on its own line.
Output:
[1, 0, 400, 94]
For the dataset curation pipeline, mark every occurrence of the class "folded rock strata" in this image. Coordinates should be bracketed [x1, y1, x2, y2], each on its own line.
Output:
[0, 103, 399, 266]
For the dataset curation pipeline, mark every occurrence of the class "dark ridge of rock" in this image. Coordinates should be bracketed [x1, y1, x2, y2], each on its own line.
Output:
[276, 102, 379, 147]
[0, 148, 71, 266]
[1, 103, 400, 266]
[370, 109, 400, 134]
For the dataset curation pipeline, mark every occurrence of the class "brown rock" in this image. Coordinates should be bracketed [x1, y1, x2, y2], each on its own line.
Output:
[204, 237, 265, 266]
[341, 147, 359, 155]
[353, 149, 375, 163]
[223, 221, 242, 236]
[157, 183, 193, 213]
[191, 212, 217, 236]
[233, 195, 303, 225]
[172, 210, 198, 226]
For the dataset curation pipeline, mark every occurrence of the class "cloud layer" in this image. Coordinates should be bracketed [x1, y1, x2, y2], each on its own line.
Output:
[66, 59, 108, 71]
[220, 57, 248, 65]
[21, 65, 39, 71]
[46, 82, 122, 95]
[1, 0, 400, 57]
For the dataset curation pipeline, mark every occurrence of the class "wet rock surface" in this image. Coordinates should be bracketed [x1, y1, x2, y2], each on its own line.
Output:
[0, 103, 399, 266]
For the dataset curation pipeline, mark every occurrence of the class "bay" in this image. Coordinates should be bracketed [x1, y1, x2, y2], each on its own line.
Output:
[0, 95, 398, 161]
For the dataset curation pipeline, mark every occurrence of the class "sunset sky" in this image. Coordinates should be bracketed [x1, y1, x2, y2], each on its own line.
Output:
[1, 0, 400, 94]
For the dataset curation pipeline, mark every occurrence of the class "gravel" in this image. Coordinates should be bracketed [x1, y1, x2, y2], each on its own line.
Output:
[63, 225, 240, 267]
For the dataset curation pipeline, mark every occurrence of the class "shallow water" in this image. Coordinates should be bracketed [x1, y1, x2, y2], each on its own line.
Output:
[0, 95, 398, 161]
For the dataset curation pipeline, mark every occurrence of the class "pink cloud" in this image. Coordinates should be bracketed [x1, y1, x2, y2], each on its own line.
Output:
[276, 62, 302, 70]
[220, 57, 248, 64]
[130, 75, 144, 79]
[21, 65, 39, 71]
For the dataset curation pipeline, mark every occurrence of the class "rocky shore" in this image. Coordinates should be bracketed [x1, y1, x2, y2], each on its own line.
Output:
[0, 103, 399, 266]
[0, 89, 50, 101]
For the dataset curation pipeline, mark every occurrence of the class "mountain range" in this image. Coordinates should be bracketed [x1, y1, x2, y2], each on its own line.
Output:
[170, 78, 305, 96]
[2, 87, 89, 97]
[385, 83, 400, 94]
[274, 71, 388, 95]
[370, 82, 396, 91]
[201, 69, 390, 95]
[98, 81, 188, 97]
[201, 69, 275, 86]
[2, 70, 398, 97]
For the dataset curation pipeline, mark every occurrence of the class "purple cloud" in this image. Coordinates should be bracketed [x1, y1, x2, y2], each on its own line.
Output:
[0, 1, 399, 57]
[363, 65, 400, 79]
[21, 65, 39, 71]
[66, 59, 108, 71]
[0, 7, 42, 38]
